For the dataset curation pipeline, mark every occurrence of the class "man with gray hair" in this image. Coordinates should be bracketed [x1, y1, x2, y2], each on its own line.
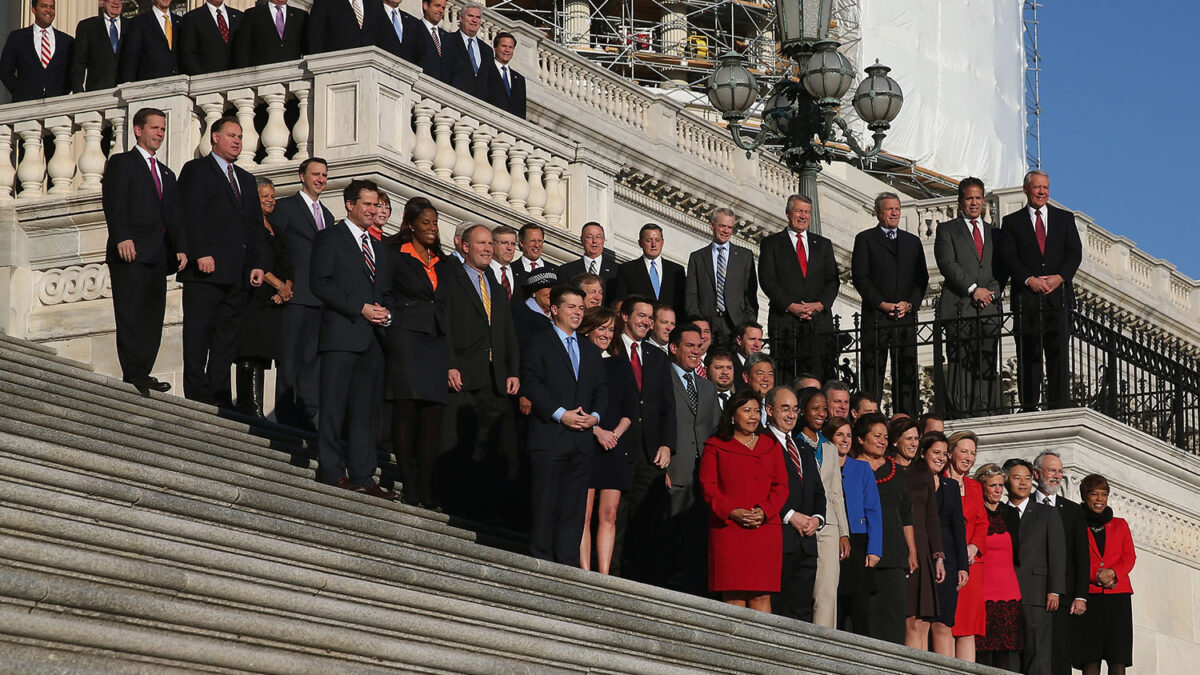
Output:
[850, 192, 928, 415]
[443, 1, 493, 97]
[685, 207, 758, 349]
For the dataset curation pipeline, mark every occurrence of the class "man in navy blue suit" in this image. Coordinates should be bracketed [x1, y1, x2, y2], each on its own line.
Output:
[118, 0, 180, 84]
[0, 0, 73, 102]
[520, 285, 607, 565]
[483, 31, 526, 119]
[178, 0, 242, 76]
[414, 0, 455, 84]
[306, 0, 366, 54]
[366, 0, 421, 63]
[443, 2, 492, 97]
[69, 0, 127, 92]
[232, 0, 308, 68]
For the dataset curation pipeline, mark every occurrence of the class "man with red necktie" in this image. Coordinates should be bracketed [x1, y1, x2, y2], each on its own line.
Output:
[179, 0, 242, 75]
[0, 0, 73, 102]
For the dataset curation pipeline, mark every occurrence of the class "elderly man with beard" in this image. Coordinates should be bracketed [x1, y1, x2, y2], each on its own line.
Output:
[1033, 451, 1090, 675]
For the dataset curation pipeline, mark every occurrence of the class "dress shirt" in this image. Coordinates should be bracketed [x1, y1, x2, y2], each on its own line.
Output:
[489, 259, 515, 290]
[344, 219, 375, 260]
[1027, 205, 1048, 235]
[155, 9, 172, 39]
[767, 424, 825, 530]
[642, 255, 663, 279]
[211, 153, 234, 184]
[581, 254, 603, 274]
[710, 241, 730, 274]
[786, 229, 810, 259]
[460, 31, 481, 69]
[298, 189, 323, 223]
[134, 144, 157, 166]
[516, 256, 544, 273]
[463, 263, 488, 303]
[205, 1, 229, 28]
[620, 332, 639, 365]
[879, 225, 898, 239]
[421, 17, 439, 45]
[647, 338, 668, 353]
[32, 24, 56, 60]
[493, 59, 511, 81]
[384, 3, 403, 39]
[104, 14, 122, 41]
[669, 362, 695, 388]
[1009, 496, 1030, 518]
[549, 324, 600, 424]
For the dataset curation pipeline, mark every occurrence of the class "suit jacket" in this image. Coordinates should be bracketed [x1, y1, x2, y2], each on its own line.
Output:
[310, 222, 393, 353]
[520, 327, 608, 454]
[1087, 517, 1135, 595]
[306, 0, 366, 54]
[412, 19, 456, 84]
[758, 228, 839, 334]
[1042, 494, 1091, 601]
[270, 192, 335, 307]
[511, 299, 553, 347]
[118, 10, 180, 83]
[558, 255, 617, 296]
[614, 257, 686, 312]
[850, 227, 929, 327]
[842, 457, 883, 557]
[935, 216, 1005, 319]
[446, 262, 520, 394]
[1014, 499, 1067, 607]
[511, 257, 558, 303]
[232, 3, 307, 68]
[614, 339, 677, 461]
[815, 436, 850, 540]
[482, 60, 526, 118]
[666, 368, 719, 489]
[442, 29, 493, 96]
[997, 204, 1082, 311]
[179, 4, 242, 75]
[685, 242, 759, 327]
[363, 2, 421, 64]
[0, 26, 73, 102]
[101, 149, 186, 268]
[176, 154, 265, 286]
[69, 15, 128, 92]
[774, 429, 826, 556]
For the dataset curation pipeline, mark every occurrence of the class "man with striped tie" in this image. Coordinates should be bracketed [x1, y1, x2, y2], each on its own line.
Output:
[309, 178, 396, 500]
[685, 207, 759, 350]
[414, 0, 454, 84]
[0, 0, 73, 102]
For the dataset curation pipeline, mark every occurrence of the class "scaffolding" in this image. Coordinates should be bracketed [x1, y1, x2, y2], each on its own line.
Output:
[1023, 0, 1042, 170]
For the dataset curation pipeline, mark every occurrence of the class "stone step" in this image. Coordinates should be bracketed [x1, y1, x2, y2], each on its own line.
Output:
[0, 638, 220, 675]
[0, 330, 60, 355]
[0, 332, 94, 370]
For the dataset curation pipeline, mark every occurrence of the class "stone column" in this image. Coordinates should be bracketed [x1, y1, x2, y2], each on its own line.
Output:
[563, 0, 590, 48]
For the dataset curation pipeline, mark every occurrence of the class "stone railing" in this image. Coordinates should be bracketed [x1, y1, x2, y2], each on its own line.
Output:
[675, 113, 735, 174]
[536, 48, 652, 135]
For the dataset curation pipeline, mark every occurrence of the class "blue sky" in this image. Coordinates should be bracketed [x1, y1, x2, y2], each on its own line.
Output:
[1037, 1, 1200, 278]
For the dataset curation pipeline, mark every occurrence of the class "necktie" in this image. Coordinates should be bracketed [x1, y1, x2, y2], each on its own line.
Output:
[392, 9, 403, 41]
[275, 6, 286, 39]
[468, 37, 478, 74]
[1035, 209, 1047, 255]
[148, 156, 162, 199]
[683, 372, 698, 415]
[502, 65, 511, 94]
[109, 18, 119, 53]
[696, 363, 707, 378]
[361, 232, 375, 281]
[352, 0, 364, 29]
[529, 259, 537, 271]
[478, 271, 492, 323]
[715, 245, 727, 312]
[216, 8, 229, 44]
[649, 259, 660, 298]
[718, 391, 728, 408]
[630, 342, 643, 390]
[39, 29, 51, 68]
[500, 265, 512, 299]
[566, 336, 579, 379]
[785, 435, 803, 478]
[588, 259, 597, 275]
[886, 228, 897, 240]
[163, 13, 172, 49]
[312, 202, 324, 230]
[971, 219, 984, 260]
[431, 26, 442, 56]
[226, 163, 241, 201]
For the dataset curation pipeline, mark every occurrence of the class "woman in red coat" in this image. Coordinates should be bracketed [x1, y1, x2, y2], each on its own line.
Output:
[944, 430, 989, 661]
[699, 390, 790, 613]
[1075, 473, 1135, 675]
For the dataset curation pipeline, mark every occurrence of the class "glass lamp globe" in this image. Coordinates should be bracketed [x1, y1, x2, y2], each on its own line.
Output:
[853, 60, 904, 126]
[706, 52, 759, 119]
[801, 41, 855, 104]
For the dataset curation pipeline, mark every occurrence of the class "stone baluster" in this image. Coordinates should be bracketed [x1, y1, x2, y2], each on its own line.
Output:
[76, 112, 106, 190]
[0, 125, 15, 201]
[258, 84, 290, 165]
[195, 94, 225, 158]
[489, 133, 513, 205]
[450, 116, 477, 189]
[45, 116, 76, 194]
[104, 109, 125, 158]
[525, 151, 547, 218]
[289, 81, 312, 160]
[469, 124, 494, 197]
[431, 109, 458, 182]
[14, 120, 45, 198]
[411, 99, 437, 174]
[507, 142, 530, 213]
[228, 88, 259, 165]
[543, 159, 566, 226]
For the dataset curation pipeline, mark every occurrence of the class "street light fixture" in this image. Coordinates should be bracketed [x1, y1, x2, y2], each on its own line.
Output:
[705, 0, 904, 234]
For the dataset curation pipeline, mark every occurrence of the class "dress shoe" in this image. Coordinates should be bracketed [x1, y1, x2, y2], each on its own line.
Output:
[126, 376, 171, 393]
[334, 478, 359, 491]
[358, 484, 399, 501]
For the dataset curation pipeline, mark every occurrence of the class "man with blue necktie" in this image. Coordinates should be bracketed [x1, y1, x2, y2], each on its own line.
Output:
[444, 2, 492, 97]
[614, 223, 687, 314]
[366, 0, 420, 64]
[69, 0, 127, 92]
[484, 31, 525, 119]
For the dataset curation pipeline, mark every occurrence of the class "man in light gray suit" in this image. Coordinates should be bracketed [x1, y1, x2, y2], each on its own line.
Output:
[685, 207, 758, 349]
[934, 177, 1007, 415]
[666, 322, 720, 594]
[1005, 458, 1066, 675]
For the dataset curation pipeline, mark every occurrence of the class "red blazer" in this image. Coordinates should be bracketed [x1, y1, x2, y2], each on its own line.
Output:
[960, 476, 989, 558]
[1088, 517, 1135, 595]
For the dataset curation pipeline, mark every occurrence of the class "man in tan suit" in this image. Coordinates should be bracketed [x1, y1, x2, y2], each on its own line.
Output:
[813, 428, 851, 627]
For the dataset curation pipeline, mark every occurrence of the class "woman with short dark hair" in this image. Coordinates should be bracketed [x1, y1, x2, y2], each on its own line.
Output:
[1074, 474, 1135, 675]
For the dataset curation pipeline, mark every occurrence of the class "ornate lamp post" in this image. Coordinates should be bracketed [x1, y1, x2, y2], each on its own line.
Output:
[706, 0, 903, 234]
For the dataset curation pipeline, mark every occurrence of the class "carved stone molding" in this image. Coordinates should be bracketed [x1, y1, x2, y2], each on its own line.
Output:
[615, 167, 770, 243]
[36, 264, 111, 306]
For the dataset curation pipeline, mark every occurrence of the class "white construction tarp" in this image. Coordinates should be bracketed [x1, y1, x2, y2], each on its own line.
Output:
[854, 0, 1027, 188]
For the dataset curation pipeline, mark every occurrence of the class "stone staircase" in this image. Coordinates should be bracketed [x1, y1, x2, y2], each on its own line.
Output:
[0, 334, 991, 674]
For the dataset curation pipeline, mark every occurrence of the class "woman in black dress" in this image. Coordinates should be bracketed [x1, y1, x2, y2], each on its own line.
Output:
[578, 306, 634, 574]
[384, 197, 451, 509]
[236, 177, 292, 417]
[904, 431, 949, 649]
[1075, 473, 1135, 675]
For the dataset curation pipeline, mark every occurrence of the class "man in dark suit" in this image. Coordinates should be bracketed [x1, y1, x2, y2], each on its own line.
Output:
[270, 157, 334, 429]
[520, 285, 607, 565]
[686, 207, 758, 350]
[759, 195, 841, 384]
[1033, 451, 1091, 675]
[483, 31, 525, 119]
[613, 223, 686, 313]
[310, 179, 395, 499]
[997, 170, 1082, 412]
[488, 224, 519, 301]
[442, 2, 492, 96]
[364, 0, 421, 63]
[511, 223, 556, 302]
[557, 222, 617, 298]
[412, 0, 455, 84]
[935, 177, 1006, 415]
[177, 117, 266, 407]
[850, 192, 929, 415]
[0, 0, 73, 102]
[69, 0, 126, 92]
[118, 0, 179, 84]
[232, 0, 307, 68]
[102, 107, 188, 393]
[765, 386, 825, 621]
[1005, 458, 1067, 675]
[306, 0, 366, 54]
[178, 0, 241, 76]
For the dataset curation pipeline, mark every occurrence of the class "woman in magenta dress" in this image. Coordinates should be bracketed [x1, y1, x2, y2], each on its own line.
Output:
[973, 463, 1023, 670]
[699, 390, 789, 613]
[944, 430, 989, 662]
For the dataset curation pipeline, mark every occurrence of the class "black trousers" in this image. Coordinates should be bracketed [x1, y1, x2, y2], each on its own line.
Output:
[109, 256, 167, 382]
[869, 567, 908, 645]
[1049, 601, 1075, 675]
[941, 310, 1002, 415]
[316, 341, 384, 487]
[182, 281, 248, 403]
[770, 316, 838, 385]
[774, 549, 818, 621]
[275, 303, 322, 426]
[1014, 304, 1069, 411]
[528, 446, 590, 566]
[860, 318, 918, 415]
[615, 429, 670, 584]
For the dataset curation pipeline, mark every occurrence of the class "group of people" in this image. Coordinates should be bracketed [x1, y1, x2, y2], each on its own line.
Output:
[2, 0, 527, 119]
